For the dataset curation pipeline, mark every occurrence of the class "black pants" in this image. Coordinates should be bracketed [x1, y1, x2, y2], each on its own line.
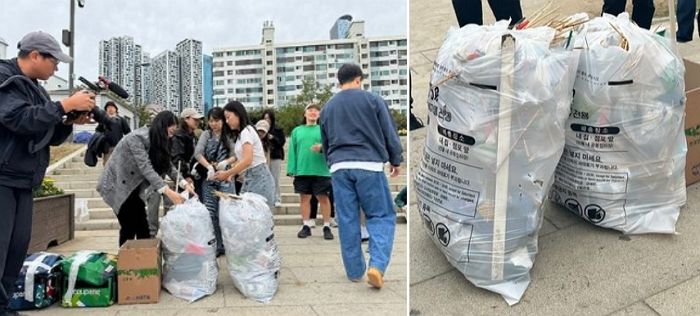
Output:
[602, 0, 655, 29]
[677, 0, 699, 41]
[310, 189, 335, 219]
[451, 0, 523, 27]
[117, 188, 150, 246]
[0, 185, 33, 309]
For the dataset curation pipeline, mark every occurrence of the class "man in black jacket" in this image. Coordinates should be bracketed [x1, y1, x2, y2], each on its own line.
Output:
[95, 101, 131, 165]
[0, 31, 95, 316]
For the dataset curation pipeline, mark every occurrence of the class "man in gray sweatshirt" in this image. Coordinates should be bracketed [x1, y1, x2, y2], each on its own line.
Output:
[320, 63, 403, 289]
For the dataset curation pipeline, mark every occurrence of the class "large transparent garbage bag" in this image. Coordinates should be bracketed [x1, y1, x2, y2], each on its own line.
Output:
[160, 198, 218, 302]
[219, 192, 281, 303]
[551, 13, 687, 234]
[414, 21, 580, 305]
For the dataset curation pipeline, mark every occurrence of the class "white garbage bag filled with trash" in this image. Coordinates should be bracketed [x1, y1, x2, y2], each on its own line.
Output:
[414, 20, 580, 305]
[219, 192, 281, 303]
[551, 13, 687, 234]
[160, 198, 218, 302]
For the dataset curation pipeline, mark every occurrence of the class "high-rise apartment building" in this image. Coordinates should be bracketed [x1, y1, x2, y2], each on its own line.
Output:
[212, 19, 407, 112]
[150, 50, 180, 113]
[176, 39, 203, 113]
[203, 54, 214, 114]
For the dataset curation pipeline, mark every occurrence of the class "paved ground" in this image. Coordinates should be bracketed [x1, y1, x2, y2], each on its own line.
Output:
[409, 0, 700, 315]
[24, 225, 407, 316]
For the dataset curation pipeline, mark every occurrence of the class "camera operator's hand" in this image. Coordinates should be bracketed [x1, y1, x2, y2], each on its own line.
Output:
[60, 90, 96, 112]
[63, 112, 92, 125]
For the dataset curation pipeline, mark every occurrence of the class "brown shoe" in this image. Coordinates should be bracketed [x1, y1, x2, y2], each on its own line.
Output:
[366, 267, 384, 289]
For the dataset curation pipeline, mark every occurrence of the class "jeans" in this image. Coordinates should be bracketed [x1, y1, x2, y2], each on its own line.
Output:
[331, 169, 396, 280]
[677, 0, 699, 41]
[0, 185, 32, 309]
[269, 159, 282, 204]
[202, 180, 235, 253]
[241, 163, 276, 208]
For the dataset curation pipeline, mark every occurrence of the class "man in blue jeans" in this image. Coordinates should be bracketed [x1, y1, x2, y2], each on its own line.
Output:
[320, 63, 403, 289]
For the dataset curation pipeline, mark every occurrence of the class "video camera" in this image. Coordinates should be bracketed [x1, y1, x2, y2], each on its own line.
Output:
[64, 76, 129, 121]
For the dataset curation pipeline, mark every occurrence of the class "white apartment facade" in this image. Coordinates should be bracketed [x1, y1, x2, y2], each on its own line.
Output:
[212, 20, 407, 112]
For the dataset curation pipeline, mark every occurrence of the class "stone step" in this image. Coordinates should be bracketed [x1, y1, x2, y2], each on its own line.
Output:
[49, 173, 407, 186]
[55, 180, 406, 193]
[61, 160, 409, 171]
[49, 174, 101, 182]
[75, 213, 407, 231]
[55, 181, 98, 190]
[66, 189, 101, 198]
[86, 192, 402, 218]
[52, 168, 103, 175]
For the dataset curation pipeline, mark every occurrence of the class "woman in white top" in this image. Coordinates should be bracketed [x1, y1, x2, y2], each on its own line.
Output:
[214, 100, 275, 207]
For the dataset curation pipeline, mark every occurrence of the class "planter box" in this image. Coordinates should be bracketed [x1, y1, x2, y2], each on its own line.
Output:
[29, 193, 75, 252]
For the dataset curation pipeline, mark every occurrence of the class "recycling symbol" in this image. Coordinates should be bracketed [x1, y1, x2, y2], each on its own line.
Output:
[584, 204, 605, 223]
[565, 198, 582, 217]
[422, 214, 435, 236]
[436, 223, 450, 247]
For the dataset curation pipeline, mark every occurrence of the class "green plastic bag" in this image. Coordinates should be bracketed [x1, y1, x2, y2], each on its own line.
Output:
[60, 252, 116, 287]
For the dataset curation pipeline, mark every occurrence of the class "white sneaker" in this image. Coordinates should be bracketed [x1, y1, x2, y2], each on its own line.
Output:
[274, 201, 282, 207]
[307, 219, 316, 228]
[330, 218, 338, 227]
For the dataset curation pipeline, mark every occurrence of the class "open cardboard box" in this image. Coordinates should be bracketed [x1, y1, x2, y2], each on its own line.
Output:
[117, 239, 161, 305]
[684, 58, 700, 186]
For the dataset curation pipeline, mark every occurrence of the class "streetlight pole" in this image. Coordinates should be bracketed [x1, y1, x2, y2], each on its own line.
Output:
[68, 0, 75, 92]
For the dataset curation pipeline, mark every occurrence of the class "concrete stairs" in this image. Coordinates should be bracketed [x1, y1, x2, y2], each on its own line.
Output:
[49, 151, 408, 231]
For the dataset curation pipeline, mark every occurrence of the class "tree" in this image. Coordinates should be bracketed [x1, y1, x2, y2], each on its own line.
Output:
[391, 109, 408, 136]
[275, 77, 334, 134]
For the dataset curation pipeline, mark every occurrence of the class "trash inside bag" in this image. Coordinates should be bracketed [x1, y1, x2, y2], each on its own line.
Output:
[160, 198, 218, 302]
[219, 192, 281, 303]
[414, 20, 580, 305]
[551, 13, 687, 234]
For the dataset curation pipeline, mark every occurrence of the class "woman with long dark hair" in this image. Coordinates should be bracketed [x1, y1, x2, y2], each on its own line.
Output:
[194, 107, 236, 255]
[214, 101, 275, 207]
[97, 111, 196, 246]
[262, 109, 285, 207]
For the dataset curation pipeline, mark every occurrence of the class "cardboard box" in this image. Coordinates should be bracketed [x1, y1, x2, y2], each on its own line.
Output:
[117, 239, 161, 305]
[684, 58, 700, 186]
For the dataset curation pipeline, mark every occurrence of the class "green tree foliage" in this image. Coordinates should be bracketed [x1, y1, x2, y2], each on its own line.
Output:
[274, 77, 333, 135]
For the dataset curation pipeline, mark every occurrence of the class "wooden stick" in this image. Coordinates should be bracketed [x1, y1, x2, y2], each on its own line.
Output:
[175, 161, 181, 194]
[213, 190, 242, 200]
[492, 34, 515, 281]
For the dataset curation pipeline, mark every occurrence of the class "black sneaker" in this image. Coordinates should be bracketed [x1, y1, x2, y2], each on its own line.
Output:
[297, 225, 311, 238]
[323, 226, 334, 240]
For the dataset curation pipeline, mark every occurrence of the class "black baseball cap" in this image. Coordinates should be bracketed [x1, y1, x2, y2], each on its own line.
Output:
[337, 63, 364, 85]
[17, 31, 72, 63]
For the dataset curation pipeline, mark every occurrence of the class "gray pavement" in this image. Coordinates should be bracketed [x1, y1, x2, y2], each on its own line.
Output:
[409, 0, 700, 314]
[24, 225, 407, 316]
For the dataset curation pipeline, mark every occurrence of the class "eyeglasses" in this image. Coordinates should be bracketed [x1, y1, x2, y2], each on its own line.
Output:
[39, 53, 58, 66]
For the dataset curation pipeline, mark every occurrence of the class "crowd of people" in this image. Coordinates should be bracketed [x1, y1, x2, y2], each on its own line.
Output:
[0, 31, 404, 316]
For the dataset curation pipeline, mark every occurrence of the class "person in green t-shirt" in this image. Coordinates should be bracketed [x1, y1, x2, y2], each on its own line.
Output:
[287, 104, 334, 240]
